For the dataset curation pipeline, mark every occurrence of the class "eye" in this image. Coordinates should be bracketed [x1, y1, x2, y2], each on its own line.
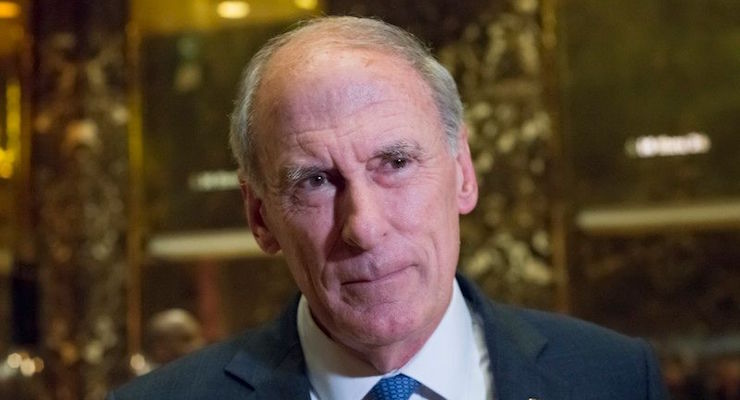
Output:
[289, 170, 336, 206]
[390, 157, 409, 169]
[380, 155, 414, 173]
[302, 172, 329, 189]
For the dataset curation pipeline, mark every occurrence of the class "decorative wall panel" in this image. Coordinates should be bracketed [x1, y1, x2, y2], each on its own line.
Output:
[558, 2, 740, 396]
[572, 232, 740, 336]
[33, 1, 129, 398]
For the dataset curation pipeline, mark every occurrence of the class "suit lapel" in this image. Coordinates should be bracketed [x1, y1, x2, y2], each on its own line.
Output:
[226, 344, 310, 399]
[486, 330, 571, 400]
[223, 296, 312, 399]
[221, 278, 571, 400]
[458, 275, 571, 400]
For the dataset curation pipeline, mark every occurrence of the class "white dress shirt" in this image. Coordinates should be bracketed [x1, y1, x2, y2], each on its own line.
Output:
[297, 279, 492, 399]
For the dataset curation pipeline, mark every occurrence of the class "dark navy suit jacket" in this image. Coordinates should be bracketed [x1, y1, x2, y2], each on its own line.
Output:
[109, 275, 668, 399]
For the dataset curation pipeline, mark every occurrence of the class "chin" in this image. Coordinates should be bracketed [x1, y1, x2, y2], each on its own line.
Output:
[342, 305, 428, 346]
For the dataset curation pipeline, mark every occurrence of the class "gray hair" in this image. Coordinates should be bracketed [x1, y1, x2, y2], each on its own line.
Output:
[229, 16, 464, 193]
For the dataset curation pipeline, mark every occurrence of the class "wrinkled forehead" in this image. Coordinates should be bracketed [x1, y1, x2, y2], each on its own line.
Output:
[253, 41, 435, 134]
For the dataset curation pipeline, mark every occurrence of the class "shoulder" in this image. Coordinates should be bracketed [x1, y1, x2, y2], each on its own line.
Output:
[459, 273, 649, 357]
[497, 304, 667, 398]
[109, 297, 302, 400]
[457, 274, 667, 398]
[499, 302, 652, 361]
[108, 333, 251, 400]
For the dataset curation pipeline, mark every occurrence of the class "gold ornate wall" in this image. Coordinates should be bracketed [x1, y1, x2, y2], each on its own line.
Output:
[559, 0, 740, 352]
[32, 0, 129, 398]
[0, 0, 28, 353]
[557, 2, 740, 397]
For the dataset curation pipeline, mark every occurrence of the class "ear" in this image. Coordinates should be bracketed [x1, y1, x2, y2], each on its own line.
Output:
[454, 125, 478, 214]
[240, 179, 282, 254]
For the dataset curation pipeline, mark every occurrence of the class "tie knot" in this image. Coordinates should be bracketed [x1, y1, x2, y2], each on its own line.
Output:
[367, 374, 420, 400]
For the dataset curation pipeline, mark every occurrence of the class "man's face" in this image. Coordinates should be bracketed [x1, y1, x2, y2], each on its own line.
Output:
[245, 46, 477, 354]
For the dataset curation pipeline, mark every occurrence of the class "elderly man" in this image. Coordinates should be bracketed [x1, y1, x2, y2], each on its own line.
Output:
[109, 16, 668, 400]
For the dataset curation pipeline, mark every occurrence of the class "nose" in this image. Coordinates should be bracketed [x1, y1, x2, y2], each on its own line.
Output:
[340, 181, 387, 250]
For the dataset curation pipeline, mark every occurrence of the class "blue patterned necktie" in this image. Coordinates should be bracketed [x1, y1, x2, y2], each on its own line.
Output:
[366, 374, 420, 400]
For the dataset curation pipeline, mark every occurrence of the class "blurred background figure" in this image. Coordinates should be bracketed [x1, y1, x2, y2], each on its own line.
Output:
[710, 356, 740, 400]
[662, 354, 704, 400]
[139, 309, 205, 373]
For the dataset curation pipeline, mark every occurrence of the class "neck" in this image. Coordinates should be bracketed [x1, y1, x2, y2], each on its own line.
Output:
[315, 309, 446, 374]
[349, 332, 430, 373]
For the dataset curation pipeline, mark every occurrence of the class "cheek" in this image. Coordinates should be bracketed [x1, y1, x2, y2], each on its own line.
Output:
[270, 199, 336, 246]
[279, 228, 328, 301]
[269, 204, 338, 279]
[387, 172, 461, 270]
[390, 170, 458, 229]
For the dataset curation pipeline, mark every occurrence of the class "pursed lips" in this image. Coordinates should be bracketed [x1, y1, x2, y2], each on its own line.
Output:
[340, 263, 414, 286]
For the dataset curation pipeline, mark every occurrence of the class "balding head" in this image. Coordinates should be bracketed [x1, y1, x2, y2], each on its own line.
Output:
[146, 309, 204, 365]
[229, 16, 463, 195]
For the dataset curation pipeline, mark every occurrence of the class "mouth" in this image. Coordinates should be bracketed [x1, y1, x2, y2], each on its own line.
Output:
[342, 264, 413, 286]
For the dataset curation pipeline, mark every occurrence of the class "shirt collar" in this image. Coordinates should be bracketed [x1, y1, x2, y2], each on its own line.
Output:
[297, 279, 480, 399]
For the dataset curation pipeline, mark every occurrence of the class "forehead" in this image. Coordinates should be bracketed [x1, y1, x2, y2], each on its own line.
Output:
[252, 42, 440, 148]
[249, 44, 443, 167]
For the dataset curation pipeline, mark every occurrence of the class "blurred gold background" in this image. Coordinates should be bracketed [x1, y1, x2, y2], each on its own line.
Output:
[0, 0, 738, 399]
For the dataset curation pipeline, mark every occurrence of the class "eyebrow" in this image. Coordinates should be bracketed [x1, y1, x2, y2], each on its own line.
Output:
[373, 139, 423, 160]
